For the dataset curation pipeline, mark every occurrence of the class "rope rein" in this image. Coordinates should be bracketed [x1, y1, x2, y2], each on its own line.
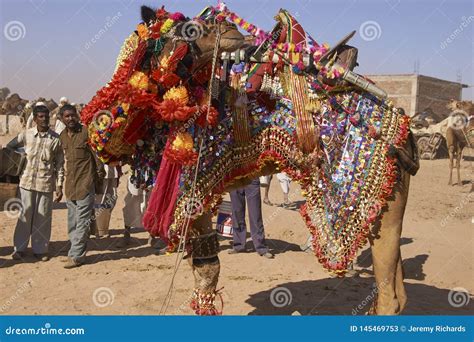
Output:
[160, 20, 222, 314]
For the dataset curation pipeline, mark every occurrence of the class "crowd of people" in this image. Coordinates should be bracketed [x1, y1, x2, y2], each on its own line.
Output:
[3, 100, 301, 267]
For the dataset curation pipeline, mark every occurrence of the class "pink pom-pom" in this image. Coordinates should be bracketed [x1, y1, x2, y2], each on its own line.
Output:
[170, 12, 185, 21]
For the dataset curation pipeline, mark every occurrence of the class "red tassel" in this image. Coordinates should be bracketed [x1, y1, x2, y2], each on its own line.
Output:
[123, 111, 146, 144]
[168, 43, 188, 71]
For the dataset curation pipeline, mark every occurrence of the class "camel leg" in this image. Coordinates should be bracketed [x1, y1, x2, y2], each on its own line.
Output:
[456, 146, 463, 186]
[369, 171, 410, 315]
[394, 255, 407, 311]
[188, 211, 221, 315]
[448, 146, 454, 186]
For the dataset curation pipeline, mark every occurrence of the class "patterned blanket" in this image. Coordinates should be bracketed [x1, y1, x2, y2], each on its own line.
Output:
[173, 87, 409, 275]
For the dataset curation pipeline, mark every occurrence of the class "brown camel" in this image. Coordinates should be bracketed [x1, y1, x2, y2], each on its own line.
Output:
[0, 93, 28, 134]
[446, 100, 473, 186]
[0, 93, 28, 117]
[85, 6, 418, 316]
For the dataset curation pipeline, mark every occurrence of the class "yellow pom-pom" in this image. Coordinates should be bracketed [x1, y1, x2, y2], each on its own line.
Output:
[163, 86, 189, 106]
[172, 132, 194, 150]
[160, 56, 169, 69]
[160, 19, 174, 34]
[137, 23, 149, 40]
[121, 103, 130, 113]
[128, 71, 149, 90]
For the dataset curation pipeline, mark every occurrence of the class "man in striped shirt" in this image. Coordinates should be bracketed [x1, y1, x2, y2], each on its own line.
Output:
[7, 105, 64, 261]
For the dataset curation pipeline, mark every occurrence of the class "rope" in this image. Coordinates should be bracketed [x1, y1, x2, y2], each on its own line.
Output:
[159, 19, 222, 314]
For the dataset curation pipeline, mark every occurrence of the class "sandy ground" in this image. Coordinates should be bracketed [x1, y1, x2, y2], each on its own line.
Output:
[0, 122, 473, 315]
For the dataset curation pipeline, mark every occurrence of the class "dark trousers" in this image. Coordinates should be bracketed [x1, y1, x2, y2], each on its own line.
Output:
[229, 179, 268, 254]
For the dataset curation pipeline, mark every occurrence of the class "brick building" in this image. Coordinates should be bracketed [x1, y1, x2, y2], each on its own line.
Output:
[365, 74, 468, 121]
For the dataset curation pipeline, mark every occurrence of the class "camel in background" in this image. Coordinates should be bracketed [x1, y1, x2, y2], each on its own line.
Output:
[446, 100, 473, 186]
[0, 93, 28, 117]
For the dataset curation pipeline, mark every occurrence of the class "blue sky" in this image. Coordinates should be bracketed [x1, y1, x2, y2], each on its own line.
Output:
[1, 0, 473, 103]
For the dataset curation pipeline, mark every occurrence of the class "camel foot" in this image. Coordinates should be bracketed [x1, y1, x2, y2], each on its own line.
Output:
[190, 256, 221, 315]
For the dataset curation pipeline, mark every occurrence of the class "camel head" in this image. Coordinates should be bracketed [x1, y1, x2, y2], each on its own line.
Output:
[81, 6, 245, 162]
[1, 93, 27, 114]
[138, 5, 244, 74]
[447, 99, 474, 114]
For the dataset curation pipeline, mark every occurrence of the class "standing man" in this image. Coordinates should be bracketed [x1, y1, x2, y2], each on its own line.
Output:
[228, 179, 274, 258]
[51, 96, 68, 134]
[91, 164, 120, 239]
[117, 174, 151, 248]
[262, 173, 293, 208]
[58, 104, 104, 269]
[7, 105, 64, 261]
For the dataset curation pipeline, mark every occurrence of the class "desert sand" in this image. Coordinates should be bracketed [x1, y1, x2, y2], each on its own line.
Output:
[0, 118, 472, 315]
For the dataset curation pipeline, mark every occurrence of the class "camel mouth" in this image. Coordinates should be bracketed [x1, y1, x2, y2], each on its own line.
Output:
[218, 31, 245, 52]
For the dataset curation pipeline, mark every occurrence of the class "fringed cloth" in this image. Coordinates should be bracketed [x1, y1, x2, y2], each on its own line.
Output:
[142, 155, 181, 243]
[172, 91, 410, 275]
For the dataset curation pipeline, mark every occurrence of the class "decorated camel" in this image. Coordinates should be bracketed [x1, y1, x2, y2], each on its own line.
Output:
[446, 99, 473, 186]
[81, 4, 418, 315]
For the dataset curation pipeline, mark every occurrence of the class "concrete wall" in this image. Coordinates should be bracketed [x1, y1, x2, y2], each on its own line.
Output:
[365, 74, 463, 120]
[366, 74, 417, 116]
[416, 75, 463, 121]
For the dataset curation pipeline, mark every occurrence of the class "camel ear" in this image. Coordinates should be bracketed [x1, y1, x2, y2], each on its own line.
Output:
[141, 6, 156, 25]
